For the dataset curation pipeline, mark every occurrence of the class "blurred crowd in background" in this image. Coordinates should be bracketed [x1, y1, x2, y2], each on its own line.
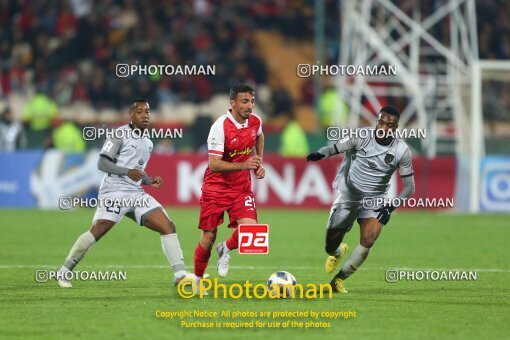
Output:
[0, 0, 315, 108]
[0, 0, 509, 154]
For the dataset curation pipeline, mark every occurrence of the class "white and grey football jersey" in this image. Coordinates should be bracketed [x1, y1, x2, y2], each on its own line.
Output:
[98, 124, 153, 194]
[332, 128, 414, 196]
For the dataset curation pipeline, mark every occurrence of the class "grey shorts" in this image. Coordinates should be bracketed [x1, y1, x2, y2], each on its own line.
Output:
[326, 190, 384, 231]
[92, 191, 165, 225]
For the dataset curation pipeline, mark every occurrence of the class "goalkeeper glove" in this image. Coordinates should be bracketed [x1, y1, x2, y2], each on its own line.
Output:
[306, 152, 325, 161]
[375, 205, 395, 225]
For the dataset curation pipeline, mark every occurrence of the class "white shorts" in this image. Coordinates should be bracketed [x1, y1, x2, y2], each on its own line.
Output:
[92, 191, 164, 225]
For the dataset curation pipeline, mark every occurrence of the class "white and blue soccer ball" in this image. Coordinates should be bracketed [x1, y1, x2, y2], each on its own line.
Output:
[267, 271, 297, 298]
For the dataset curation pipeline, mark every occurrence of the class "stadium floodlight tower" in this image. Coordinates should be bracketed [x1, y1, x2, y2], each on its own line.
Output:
[336, 0, 480, 212]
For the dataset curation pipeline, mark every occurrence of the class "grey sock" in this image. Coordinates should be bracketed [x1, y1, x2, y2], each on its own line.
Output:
[161, 234, 186, 278]
[338, 244, 370, 280]
[63, 231, 96, 270]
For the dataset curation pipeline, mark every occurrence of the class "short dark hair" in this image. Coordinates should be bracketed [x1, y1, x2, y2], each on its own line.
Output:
[130, 98, 148, 110]
[229, 83, 255, 100]
[379, 106, 400, 119]
[132, 98, 148, 105]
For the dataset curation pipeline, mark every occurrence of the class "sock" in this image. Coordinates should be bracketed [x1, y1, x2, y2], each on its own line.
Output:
[338, 244, 370, 280]
[161, 234, 186, 278]
[62, 231, 96, 271]
[225, 229, 239, 251]
[194, 243, 211, 277]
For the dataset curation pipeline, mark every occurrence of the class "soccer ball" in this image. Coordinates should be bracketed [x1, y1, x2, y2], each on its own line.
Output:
[267, 271, 297, 298]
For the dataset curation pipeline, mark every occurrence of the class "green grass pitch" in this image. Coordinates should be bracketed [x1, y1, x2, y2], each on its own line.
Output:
[1, 208, 509, 339]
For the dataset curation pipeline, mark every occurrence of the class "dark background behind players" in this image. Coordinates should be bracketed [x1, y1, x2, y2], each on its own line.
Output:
[0, 0, 509, 155]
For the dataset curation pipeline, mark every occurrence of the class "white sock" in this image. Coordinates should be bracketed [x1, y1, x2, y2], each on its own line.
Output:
[63, 231, 96, 271]
[338, 244, 370, 279]
[161, 234, 186, 278]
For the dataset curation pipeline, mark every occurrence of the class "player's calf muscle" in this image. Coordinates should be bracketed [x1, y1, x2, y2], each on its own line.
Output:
[200, 229, 217, 250]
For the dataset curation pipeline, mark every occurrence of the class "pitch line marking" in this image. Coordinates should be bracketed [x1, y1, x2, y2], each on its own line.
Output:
[1, 265, 509, 272]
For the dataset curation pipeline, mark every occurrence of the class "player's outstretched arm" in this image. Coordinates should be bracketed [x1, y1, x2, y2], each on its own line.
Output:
[209, 154, 261, 173]
[306, 137, 355, 161]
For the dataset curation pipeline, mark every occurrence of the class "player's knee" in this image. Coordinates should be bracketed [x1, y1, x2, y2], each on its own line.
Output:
[167, 220, 176, 233]
[159, 220, 176, 235]
[90, 220, 112, 240]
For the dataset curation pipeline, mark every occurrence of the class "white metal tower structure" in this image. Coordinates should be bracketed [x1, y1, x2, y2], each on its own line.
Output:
[336, 0, 480, 211]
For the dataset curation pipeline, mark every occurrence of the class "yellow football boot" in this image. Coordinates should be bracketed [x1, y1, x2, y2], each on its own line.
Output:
[325, 243, 348, 273]
[330, 276, 348, 293]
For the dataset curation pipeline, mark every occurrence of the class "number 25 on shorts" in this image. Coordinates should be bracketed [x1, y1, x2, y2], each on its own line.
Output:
[238, 224, 269, 254]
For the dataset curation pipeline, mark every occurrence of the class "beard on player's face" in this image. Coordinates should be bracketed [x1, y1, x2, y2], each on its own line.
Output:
[231, 93, 254, 120]
[240, 108, 252, 118]
[233, 106, 252, 120]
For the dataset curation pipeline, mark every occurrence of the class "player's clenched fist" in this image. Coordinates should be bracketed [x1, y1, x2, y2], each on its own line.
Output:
[375, 205, 395, 225]
[255, 165, 265, 179]
[151, 176, 163, 189]
[244, 156, 262, 170]
[127, 169, 145, 181]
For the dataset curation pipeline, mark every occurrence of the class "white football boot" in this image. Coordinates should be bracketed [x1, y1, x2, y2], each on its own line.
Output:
[216, 242, 231, 277]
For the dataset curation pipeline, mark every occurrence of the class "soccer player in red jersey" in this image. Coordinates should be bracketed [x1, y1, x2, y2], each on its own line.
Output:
[193, 83, 265, 279]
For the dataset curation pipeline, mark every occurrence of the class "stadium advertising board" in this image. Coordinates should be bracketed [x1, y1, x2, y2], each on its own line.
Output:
[1, 151, 458, 210]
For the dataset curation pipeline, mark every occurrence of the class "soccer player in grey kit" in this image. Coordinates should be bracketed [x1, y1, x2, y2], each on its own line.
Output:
[56, 99, 188, 288]
[307, 106, 415, 293]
